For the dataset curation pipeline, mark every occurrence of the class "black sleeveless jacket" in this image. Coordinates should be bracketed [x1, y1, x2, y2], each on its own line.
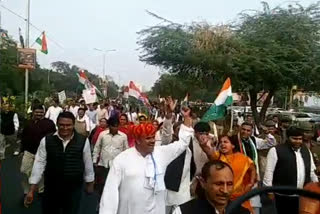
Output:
[44, 132, 86, 189]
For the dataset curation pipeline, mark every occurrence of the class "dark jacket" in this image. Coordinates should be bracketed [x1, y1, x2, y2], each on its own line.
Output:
[0, 111, 15, 135]
[44, 132, 86, 190]
[165, 138, 196, 191]
[21, 118, 56, 154]
[179, 198, 250, 214]
[230, 135, 256, 161]
[273, 142, 311, 187]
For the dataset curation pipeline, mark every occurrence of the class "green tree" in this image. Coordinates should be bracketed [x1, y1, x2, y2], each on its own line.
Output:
[0, 39, 24, 95]
[107, 81, 119, 99]
[150, 73, 218, 102]
[138, 2, 320, 125]
[51, 61, 71, 73]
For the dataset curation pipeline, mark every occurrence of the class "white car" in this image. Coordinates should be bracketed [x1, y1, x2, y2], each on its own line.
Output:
[295, 112, 320, 122]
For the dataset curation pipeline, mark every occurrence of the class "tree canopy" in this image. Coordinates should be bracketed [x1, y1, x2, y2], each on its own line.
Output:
[149, 73, 220, 102]
[138, 2, 320, 125]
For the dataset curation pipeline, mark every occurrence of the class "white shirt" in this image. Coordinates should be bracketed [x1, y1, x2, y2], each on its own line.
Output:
[97, 108, 109, 121]
[157, 116, 165, 124]
[13, 113, 19, 131]
[76, 115, 91, 132]
[29, 132, 95, 185]
[263, 147, 318, 189]
[192, 137, 209, 175]
[99, 124, 194, 214]
[68, 105, 79, 117]
[93, 130, 128, 168]
[127, 112, 138, 124]
[255, 134, 277, 150]
[155, 130, 162, 146]
[45, 106, 63, 125]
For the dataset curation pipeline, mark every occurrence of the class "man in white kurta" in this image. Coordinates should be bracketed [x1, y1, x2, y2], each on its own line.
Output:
[99, 112, 194, 214]
[45, 101, 63, 125]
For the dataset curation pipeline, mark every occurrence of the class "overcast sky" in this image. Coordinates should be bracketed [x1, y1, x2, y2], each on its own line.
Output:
[1, 0, 315, 90]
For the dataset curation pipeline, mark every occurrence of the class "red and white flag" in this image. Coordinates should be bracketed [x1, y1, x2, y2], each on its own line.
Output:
[128, 81, 150, 107]
[77, 69, 103, 96]
[129, 81, 141, 99]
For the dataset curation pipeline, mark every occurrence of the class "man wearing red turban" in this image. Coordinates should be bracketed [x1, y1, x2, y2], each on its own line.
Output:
[99, 107, 194, 214]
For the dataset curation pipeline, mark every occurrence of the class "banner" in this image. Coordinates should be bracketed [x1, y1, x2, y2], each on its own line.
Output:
[58, 90, 66, 104]
[82, 88, 97, 104]
[17, 48, 36, 70]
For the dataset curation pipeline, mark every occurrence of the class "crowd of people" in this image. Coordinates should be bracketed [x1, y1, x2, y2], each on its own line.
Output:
[1, 95, 320, 214]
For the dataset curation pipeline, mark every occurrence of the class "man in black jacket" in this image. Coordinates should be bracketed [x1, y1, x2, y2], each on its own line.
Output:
[0, 103, 19, 157]
[20, 104, 56, 195]
[24, 112, 95, 214]
[178, 160, 250, 214]
[263, 126, 319, 214]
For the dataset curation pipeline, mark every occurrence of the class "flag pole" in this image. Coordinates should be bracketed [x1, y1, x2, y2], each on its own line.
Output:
[230, 103, 234, 133]
[25, 0, 30, 113]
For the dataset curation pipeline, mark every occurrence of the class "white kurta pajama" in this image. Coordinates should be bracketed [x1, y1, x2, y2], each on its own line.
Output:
[99, 124, 194, 214]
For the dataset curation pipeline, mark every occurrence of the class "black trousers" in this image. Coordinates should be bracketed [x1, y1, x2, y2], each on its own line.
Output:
[94, 166, 109, 198]
[275, 195, 299, 214]
[42, 185, 83, 214]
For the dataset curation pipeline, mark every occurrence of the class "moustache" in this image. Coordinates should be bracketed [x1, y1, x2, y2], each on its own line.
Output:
[217, 193, 230, 198]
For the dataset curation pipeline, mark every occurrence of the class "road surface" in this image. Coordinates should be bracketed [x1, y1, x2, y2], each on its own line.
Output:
[1, 147, 276, 214]
[1, 149, 98, 214]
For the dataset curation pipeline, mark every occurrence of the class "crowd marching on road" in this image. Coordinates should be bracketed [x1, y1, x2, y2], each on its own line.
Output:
[1, 95, 320, 214]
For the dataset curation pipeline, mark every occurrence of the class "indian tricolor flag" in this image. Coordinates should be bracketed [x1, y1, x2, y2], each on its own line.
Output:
[35, 32, 48, 54]
[201, 78, 233, 122]
[77, 70, 91, 88]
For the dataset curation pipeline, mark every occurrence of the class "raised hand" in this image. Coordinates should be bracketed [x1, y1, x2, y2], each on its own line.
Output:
[198, 135, 214, 155]
[166, 96, 177, 113]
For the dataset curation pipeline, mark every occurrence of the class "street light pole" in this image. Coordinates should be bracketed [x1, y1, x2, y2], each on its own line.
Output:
[93, 48, 116, 98]
[103, 53, 106, 80]
[25, 0, 30, 111]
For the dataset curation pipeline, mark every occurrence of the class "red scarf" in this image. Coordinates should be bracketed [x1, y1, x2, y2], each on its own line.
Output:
[92, 127, 105, 145]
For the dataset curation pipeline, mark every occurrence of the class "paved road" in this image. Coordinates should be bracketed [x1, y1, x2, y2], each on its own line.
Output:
[1, 147, 276, 214]
[1, 149, 98, 214]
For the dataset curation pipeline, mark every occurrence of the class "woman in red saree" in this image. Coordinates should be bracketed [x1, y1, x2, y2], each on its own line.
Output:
[118, 113, 135, 147]
[200, 135, 256, 213]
